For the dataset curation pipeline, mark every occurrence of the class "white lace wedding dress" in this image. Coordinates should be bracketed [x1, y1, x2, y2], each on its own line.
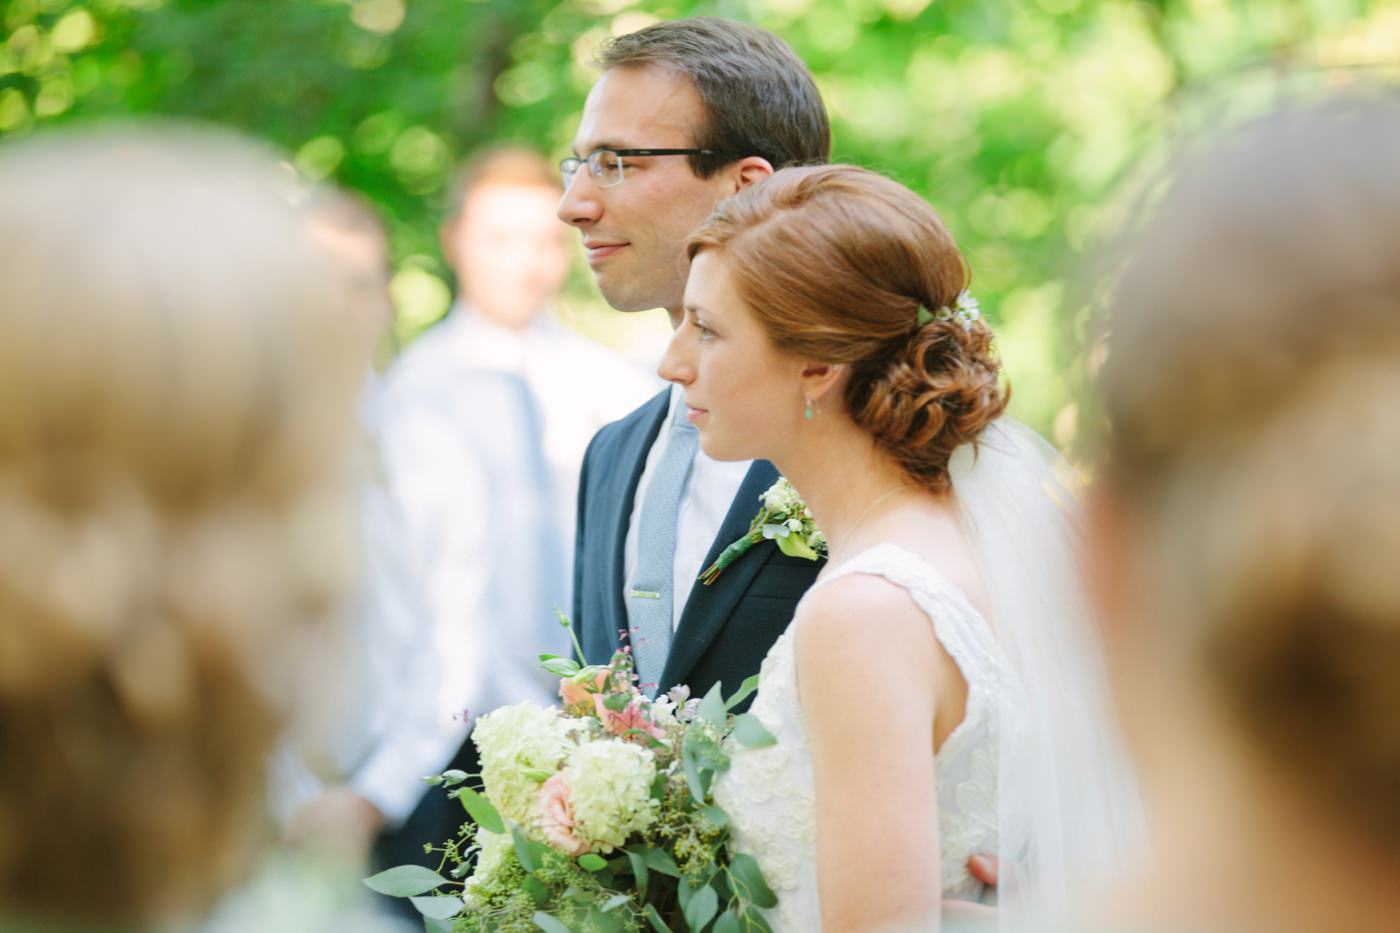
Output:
[714, 541, 1025, 931]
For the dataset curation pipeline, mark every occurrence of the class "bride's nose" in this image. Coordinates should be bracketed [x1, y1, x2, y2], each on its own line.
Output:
[658, 317, 698, 387]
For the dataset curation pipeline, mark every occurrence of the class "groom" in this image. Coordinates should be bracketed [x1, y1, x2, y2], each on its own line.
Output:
[560, 17, 829, 704]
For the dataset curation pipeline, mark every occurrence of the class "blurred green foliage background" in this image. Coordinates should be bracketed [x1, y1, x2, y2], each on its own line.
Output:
[3, 0, 1397, 441]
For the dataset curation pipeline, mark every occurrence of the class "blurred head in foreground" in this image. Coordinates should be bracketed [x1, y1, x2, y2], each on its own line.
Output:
[0, 125, 369, 927]
[1091, 94, 1400, 930]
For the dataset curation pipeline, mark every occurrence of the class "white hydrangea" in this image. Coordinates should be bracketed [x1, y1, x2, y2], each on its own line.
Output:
[465, 828, 515, 891]
[472, 703, 571, 828]
[562, 740, 658, 852]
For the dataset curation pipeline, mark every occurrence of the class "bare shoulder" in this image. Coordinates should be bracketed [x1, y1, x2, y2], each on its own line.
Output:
[793, 573, 937, 662]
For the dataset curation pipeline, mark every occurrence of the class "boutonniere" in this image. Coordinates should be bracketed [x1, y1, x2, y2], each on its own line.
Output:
[699, 478, 827, 585]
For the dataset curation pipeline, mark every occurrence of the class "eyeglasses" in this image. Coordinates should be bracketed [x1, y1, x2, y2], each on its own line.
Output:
[559, 148, 733, 189]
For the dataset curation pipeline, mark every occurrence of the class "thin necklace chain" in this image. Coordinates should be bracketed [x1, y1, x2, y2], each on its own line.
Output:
[837, 483, 920, 554]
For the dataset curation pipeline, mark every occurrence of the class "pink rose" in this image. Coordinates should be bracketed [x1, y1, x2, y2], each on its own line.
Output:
[538, 773, 589, 856]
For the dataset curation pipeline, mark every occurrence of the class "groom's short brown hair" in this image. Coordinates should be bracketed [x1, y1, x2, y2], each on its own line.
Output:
[597, 17, 830, 178]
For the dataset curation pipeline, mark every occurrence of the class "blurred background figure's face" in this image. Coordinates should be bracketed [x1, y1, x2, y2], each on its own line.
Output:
[445, 182, 570, 331]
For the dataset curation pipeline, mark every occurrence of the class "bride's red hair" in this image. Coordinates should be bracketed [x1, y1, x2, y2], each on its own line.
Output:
[686, 164, 1007, 493]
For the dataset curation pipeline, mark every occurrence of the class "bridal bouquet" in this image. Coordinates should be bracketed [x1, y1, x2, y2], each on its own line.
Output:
[367, 618, 780, 932]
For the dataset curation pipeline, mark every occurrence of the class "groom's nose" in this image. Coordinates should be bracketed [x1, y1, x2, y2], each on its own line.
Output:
[558, 168, 601, 228]
[658, 319, 697, 386]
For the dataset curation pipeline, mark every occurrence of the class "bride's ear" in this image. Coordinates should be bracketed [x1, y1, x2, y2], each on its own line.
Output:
[799, 361, 846, 407]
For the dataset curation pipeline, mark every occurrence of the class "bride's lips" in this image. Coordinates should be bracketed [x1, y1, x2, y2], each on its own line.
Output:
[584, 240, 628, 265]
[685, 404, 708, 424]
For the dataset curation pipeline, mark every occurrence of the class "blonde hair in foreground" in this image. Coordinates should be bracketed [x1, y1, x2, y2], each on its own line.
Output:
[0, 125, 368, 925]
[1097, 94, 1400, 853]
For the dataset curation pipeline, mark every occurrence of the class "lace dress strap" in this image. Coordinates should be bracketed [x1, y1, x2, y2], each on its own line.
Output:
[807, 541, 1004, 694]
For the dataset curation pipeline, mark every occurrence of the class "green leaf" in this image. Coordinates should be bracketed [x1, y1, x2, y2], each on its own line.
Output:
[776, 533, 819, 560]
[522, 767, 554, 782]
[363, 864, 449, 897]
[683, 884, 719, 932]
[541, 656, 581, 677]
[699, 804, 729, 829]
[456, 785, 504, 834]
[410, 895, 465, 920]
[723, 674, 760, 710]
[713, 909, 741, 933]
[624, 848, 649, 893]
[522, 875, 550, 906]
[533, 912, 572, 933]
[698, 682, 727, 728]
[601, 893, 632, 913]
[644, 903, 675, 933]
[732, 714, 777, 749]
[579, 853, 608, 872]
[682, 735, 708, 802]
[641, 845, 680, 878]
[604, 691, 631, 711]
[727, 853, 778, 909]
[424, 917, 455, 933]
[511, 824, 537, 873]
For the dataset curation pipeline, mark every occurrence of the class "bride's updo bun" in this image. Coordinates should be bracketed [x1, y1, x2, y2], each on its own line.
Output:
[687, 165, 1006, 492]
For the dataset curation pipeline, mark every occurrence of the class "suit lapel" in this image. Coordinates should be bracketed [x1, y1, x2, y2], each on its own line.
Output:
[660, 459, 780, 691]
[600, 389, 671, 657]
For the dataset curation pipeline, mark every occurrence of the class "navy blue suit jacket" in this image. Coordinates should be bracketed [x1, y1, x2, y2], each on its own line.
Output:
[573, 389, 824, 703]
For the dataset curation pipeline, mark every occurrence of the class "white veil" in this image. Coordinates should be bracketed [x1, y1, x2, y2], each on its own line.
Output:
[949, 419, 1146, 925]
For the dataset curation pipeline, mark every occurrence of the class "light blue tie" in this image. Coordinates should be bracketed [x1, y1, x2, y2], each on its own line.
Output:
[628, 416, 698, 695]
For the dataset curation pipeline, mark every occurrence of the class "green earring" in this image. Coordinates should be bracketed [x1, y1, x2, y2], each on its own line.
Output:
[804, 398, 815, 420]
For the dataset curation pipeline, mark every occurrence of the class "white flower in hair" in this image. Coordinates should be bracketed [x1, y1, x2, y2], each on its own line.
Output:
[918, 290, 980, 332]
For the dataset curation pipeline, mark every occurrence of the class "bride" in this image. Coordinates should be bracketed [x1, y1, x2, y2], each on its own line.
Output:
[657, 165, 1141, 930]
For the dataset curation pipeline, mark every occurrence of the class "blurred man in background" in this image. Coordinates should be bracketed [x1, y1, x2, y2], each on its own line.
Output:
[392, 146, 656, 554]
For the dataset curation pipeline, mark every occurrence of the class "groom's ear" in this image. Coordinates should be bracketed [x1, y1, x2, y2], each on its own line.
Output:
[731, 156, 775, 193]
[799, 361, 846, 402]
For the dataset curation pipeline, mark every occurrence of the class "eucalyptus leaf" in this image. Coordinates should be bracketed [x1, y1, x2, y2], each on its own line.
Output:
[732, 713, 777, 749]
[522, 875, 550, 906]
[682, 736, 707, 801]
[683, 884, 719, 932]
[724, 674, 760, 710]
[699, 804, 729, 828]
[579, 853, 608, 872]
[363, 865, 449, 897]
[644, 904, 674, 933]
[511, 824, 537, 873]
[602, 894, 632, 913]
[641, 846, 680, 878]
[698, 682, 727, 729]
[624, 848, 649, 892]
[533, 912, 572, 933]
[713, 910, 742, 933]
[728, 853, 778, 909]
[456, 785, 504, 834]
[410, 895, 465, 920]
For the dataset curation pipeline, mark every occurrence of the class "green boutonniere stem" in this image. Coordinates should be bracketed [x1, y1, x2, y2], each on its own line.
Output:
[698, 531, 763, 586]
